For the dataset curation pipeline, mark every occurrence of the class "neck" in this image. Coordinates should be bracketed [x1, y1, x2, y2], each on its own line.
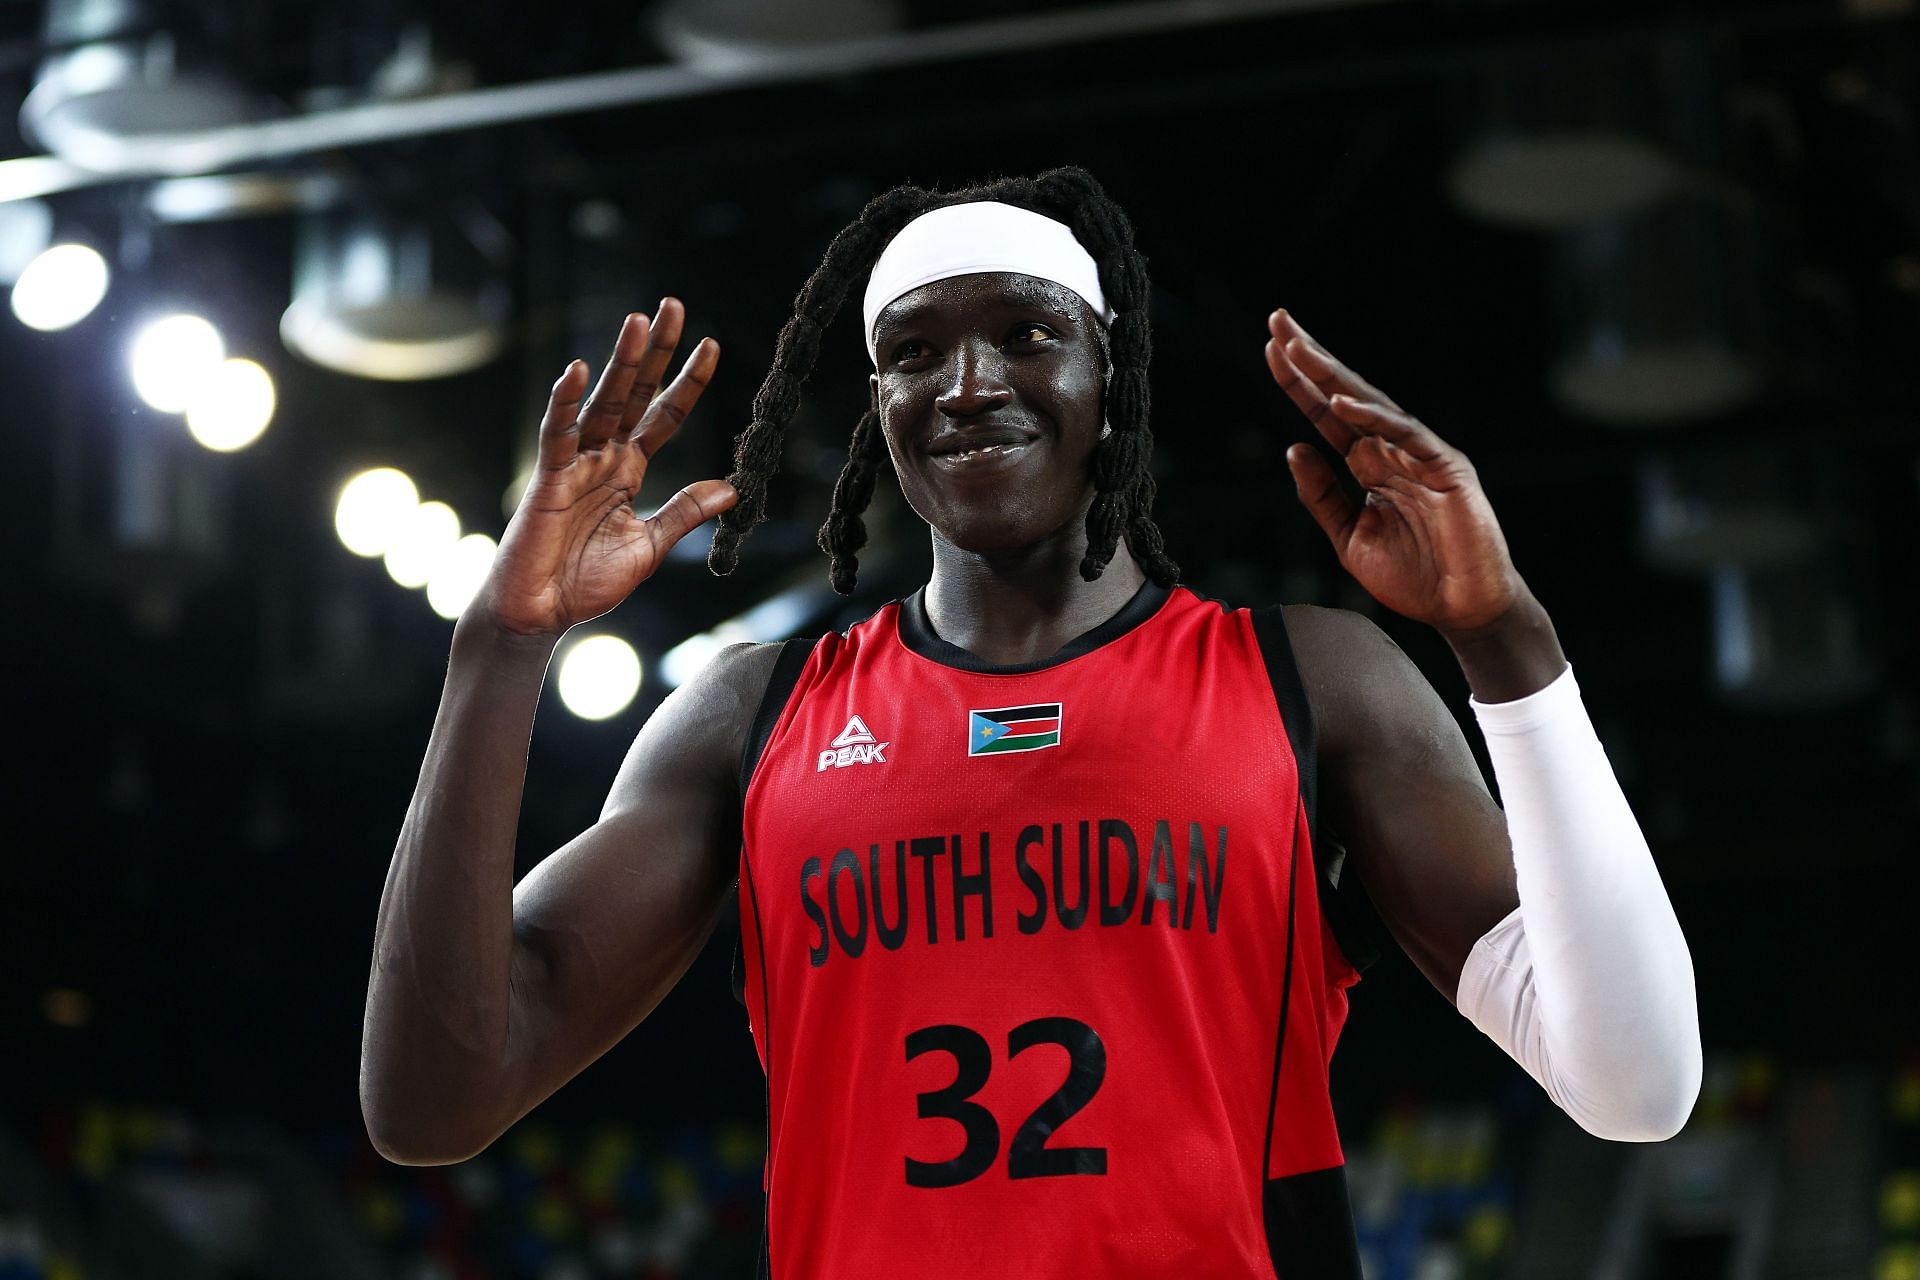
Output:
[923, 523, 1148, 666]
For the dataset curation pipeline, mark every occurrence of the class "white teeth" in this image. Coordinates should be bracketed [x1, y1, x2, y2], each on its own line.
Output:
[949, 442, 1015, 463]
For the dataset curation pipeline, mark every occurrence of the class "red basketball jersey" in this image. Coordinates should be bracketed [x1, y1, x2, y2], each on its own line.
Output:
[736, 581, 1365, 1278]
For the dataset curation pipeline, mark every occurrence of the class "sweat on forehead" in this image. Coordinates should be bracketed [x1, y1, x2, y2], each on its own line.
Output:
[861, 201, 1115, 364]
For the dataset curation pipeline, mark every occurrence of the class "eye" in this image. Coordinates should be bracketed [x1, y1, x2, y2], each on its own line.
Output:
[1007, 322, 1058, 346]
[887, 338, 929, 365]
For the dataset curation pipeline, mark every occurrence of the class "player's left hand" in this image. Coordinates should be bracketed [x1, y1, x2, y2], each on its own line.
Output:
[1266, 309, 1525, 636]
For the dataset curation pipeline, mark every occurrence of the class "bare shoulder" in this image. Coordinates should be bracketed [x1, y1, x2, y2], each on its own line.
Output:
[602, 640, 788, 818]
[1278, 603, 1458, 766]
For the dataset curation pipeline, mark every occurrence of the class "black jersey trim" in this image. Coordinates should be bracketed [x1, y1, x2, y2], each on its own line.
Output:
[731, 637, 820, 1009]
[733, 638, 815, 1280]
[1248, 605, 1383, 977]
[738, 637, 822, 799]
[895, 577, 1172, 674]
[1261, 1165, 1366, 1279]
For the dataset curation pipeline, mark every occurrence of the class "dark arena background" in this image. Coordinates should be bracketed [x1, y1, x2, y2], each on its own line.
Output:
[2, 0, 1918, 1276]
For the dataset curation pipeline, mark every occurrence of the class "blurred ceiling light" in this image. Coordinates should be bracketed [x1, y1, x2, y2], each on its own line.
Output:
[1547, 204, 1762, 426]
[1710, 561, 1873, 710]
[0, 197, 53, 283]
[557, 634, 643, 721]
[146, 171, 345, 224]
[281, 206, 507, 381]
[130, 313, 225, 412]
[655, 0, 902, 71]
[1444, 36, 1706, 232]
[383, 499, 461, 589]
[334, 467, 419, 556]
[10, 242, 109, 329]
[426, 532, 497, 620]
[659, 573, 838, 688]
[184, 358, 275, 452]
[1448, 133, 1678, 230]
[19, 0, 272, 171]
[1637, 457, 1827, 573]
[660, 622, 755, 690]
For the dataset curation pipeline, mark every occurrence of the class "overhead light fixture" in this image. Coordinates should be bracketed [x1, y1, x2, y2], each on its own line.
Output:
[280, 205, 508, 381]
[1546, 202, 1762, 426]
[426, 533, 497, 621]
[1637, 457, 1827, 573]
[1449, 133, 1678, 230]
[658, 571, 847, 688]
[129, 313, 225, 412]
[334, 467, 420, 557]
[1709, 561, 1873, 710]
[10, 242, 109, 330]
[557, 635, 643, 721]
[654, 0, 902, 71]
[19, 0, 273, 172]
[0, 198, 54, 284]
[184, 358, 275, 452]
[383, 500, 461, 589]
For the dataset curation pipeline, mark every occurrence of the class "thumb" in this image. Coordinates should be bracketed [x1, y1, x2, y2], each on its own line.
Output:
[1286, 444, 1357, 553]
[644, 479, 739, 557]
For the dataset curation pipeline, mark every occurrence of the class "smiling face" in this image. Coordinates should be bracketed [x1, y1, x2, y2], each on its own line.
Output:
[869, 271, 1108, 557]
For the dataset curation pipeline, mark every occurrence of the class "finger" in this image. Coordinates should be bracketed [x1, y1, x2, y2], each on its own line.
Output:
[643, 478, 739, 556]
[1266, 335, 1358, 453]
[619, 297, 687, 437]
[1328, 394, 1451, 463]
[1286, 443, 1358, 554]
[633, 337, 720, 459]
[536, 360, 590, 469]
[1280, 322, 1405, 415]
[578, 313, 653, 450]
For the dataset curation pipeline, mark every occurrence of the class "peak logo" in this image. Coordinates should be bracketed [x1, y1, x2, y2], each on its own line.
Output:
[819, 715, 889, 772]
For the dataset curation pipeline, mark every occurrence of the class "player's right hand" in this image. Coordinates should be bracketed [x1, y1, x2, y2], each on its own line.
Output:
[476, 300, 735, 639]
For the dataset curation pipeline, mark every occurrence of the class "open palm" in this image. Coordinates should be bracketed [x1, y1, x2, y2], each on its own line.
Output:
[481, 301, 736, 638]
[1266, 310, 1521, 635]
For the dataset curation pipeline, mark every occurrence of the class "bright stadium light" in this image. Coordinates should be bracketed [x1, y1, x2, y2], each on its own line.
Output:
[335, 467, 419, 557]
[557, 634, 643, 721]
[426, 533, 497, 620]
[384, 500, 460, 589]
[11, 242, 108, 330]
[184, 358, 275, 452]
[130, 313, 225, 413]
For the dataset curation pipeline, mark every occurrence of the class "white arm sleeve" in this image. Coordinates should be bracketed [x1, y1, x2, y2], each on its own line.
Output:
[1456, 665, 1702, 1142]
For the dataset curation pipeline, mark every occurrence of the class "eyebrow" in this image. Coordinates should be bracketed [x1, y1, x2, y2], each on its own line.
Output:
[875, 283, 1081, 337]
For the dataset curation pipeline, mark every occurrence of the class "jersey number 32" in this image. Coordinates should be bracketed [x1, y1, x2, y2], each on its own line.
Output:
[904, 1016, 1108, 1189]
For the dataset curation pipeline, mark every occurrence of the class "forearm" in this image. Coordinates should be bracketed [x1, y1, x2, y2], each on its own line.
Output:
[361, 614, 558, 1163]
[1461, 664, 1702, 1141]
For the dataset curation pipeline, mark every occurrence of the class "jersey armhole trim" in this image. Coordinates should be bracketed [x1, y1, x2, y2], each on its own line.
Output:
[1248, 605, 1384, 977]
[732, 636, 820, 1009]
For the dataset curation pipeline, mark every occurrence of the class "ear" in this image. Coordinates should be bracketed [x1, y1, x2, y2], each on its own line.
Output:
[868, 372, 879, 411]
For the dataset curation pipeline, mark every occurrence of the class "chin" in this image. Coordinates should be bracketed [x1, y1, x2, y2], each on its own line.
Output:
[922, 498, 1088, 560]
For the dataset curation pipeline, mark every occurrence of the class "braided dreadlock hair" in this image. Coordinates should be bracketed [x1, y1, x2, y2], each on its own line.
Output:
[706, 166, 1179, 594]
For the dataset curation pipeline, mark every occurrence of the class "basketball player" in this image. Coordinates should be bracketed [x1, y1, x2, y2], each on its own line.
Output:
[360, 169, 1700, 1276]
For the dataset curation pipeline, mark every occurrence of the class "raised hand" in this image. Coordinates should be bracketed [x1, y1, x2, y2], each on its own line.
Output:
[479, 300, 735, 638]
[1267, 309, 1523, 637]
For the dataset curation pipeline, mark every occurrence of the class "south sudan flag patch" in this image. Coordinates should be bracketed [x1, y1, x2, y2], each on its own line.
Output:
[968, 703, 1063, 756]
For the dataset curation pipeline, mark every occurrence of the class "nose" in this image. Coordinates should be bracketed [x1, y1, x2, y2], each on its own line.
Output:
[935, 338, 1013, 419]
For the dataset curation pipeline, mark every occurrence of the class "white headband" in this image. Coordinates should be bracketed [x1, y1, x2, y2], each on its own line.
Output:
[861, 201, 1114, 364]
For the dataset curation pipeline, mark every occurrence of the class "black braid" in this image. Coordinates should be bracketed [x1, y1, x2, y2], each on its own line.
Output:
[818, 407, 888, 593]
[707, 182, 931, 578]
[709, 166, 1179, 592]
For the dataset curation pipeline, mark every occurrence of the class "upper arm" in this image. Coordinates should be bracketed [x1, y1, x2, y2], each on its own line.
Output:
[500, 641, 782, 1119]
[1285, 604, 1518, 1004]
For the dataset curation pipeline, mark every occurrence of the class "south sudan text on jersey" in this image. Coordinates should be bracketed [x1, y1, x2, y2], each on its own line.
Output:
[796, 814, 1227, 967]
